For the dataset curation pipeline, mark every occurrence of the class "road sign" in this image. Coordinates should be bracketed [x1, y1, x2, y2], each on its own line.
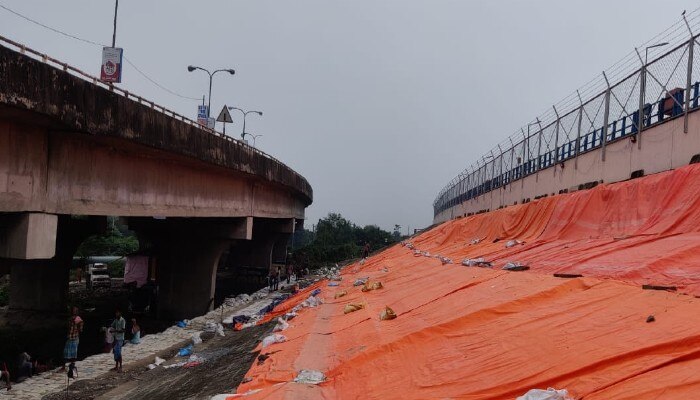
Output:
[100, 47, 123, 83]
[216, 106, 234, 123]
[207, 117, 216, 129]
[197, 105, 209, 126]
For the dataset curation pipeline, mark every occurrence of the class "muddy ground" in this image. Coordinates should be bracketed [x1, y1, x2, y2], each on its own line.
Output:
[43, 322, 272, 400]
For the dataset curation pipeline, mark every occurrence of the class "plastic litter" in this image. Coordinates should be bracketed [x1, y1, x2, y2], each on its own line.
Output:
[328, 282, 340, 287]
[261, 334, 287, 348]
[192, 332, 202, 344]
[503, 262, 530, 271]
[311, 288, 322, 297]
[178, 344, 193, 357]
[353, 277, 369, 286]
[176, 320, 187, 328]
[379, 306, 397, 321]
[155, 356, 166, 366]
[505, 239, 525, 248]
[461, 258, 493, 267]
[334, 290, 348, 299]
[294, 369, 326, 385]
[516, 388, 572, 400]
[343, 303, 365, 314]
[273, 317, 290, 332]
[302, 295, 322, 308]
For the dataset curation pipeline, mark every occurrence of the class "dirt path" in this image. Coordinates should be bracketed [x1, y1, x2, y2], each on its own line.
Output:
[43, 322, 271, 400]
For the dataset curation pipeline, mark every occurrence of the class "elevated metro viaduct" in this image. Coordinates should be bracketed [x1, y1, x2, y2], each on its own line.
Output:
[0, 42, 312, 319]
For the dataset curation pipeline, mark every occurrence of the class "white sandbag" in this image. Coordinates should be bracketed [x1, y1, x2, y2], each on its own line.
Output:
[261, 334, 287, 348]
[293, 369, 326, 385]
[516, 388, 572, 400]
[154, 356, 166, 366]
[192, 332, 202, 344]
[273, 317, 290, 332]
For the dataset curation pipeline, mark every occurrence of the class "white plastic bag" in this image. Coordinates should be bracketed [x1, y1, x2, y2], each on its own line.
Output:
[293, 369, 325, 385]
[273, 317, 290, 332]
[261, 334, 287, 348]
[516, 388, 572, 400]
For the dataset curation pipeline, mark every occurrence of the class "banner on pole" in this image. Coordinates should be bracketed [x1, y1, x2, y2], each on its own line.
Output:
[100, 47, 123, 83]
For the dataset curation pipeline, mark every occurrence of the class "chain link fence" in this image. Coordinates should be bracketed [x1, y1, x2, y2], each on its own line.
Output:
[434, 13, 700, 217]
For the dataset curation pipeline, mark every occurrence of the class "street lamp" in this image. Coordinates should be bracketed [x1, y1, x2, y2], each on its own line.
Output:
[228, 107, 263, 139]
[187, 66, 235, 118]
[250, 134, 263, 147]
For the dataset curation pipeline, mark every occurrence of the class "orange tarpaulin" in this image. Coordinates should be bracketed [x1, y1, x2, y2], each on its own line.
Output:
[236, 164, 700, 399]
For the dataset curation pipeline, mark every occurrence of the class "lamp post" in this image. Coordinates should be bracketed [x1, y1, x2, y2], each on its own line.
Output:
[250, 134, 263, 147]
[228, 107, 263, 139]
[187, 66, 235, 118]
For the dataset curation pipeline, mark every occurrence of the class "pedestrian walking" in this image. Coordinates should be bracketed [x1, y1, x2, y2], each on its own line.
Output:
[61, 307, 83, 371]
[362, 242, 371, 259]
[110, 308, 126, 372]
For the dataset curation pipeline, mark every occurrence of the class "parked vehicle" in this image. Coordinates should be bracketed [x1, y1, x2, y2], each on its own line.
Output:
[86, 263, 111, 289]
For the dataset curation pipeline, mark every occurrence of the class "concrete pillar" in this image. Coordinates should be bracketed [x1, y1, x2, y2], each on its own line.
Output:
[6, 215, 105, 311]
[155, 236, 229, 320]
[128, 217, 250, 320]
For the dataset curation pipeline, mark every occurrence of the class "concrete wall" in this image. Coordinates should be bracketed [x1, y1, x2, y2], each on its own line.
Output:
[435, 110, 700, 223]
[0, 122, 306, 219]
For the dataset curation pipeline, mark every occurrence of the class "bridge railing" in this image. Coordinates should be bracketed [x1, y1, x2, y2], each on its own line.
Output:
[434, 17, 700, 217]
[0, 35, 302, 185]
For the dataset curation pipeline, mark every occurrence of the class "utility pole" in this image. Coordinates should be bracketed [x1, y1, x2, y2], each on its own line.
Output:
[112, 0, 119, 47]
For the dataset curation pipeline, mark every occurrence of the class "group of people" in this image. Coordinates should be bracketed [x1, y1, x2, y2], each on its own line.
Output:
[62, 306, 140, 375]
[268, 263, 295, 291]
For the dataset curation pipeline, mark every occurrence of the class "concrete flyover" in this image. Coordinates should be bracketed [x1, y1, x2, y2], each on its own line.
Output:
[0, 41, 312, 319]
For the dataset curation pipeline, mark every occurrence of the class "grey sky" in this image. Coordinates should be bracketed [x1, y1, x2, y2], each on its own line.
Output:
[1, 0, 697, 231]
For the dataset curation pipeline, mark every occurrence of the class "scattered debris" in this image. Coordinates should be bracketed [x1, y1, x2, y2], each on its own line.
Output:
[379, 306, 397, 321]
[553, 273, 583, 278]
[261, 334, 287, 348]
[503, 262, 530, 271]
[517, 388, 572, 400]
[273, 317, 289, 332]
[343, 303, 365, 314]
[334, 290, 348, 299]
[505, 239, 525, 248]
[646, 315, 655, 323]
[462, 258, 492, 267]
[354, 277, 369, 286]
[294, 369, 326, 385]
[178, 344, 193, 357]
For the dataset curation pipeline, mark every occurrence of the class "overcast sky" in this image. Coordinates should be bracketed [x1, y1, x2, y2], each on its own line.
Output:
[1, 0, 698, 231]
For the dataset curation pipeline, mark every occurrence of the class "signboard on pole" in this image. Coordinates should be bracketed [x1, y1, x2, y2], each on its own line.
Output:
[197, 105, 209, 126]
[207, 117, 216, 129]
[100, 47, 123, 83]
[216, 106, 234, 123]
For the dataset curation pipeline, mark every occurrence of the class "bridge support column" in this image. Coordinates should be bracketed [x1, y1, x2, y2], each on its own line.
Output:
[5, 215, 105, 311]
[156, 237, 229, 320]
[129, 217, 251, 320]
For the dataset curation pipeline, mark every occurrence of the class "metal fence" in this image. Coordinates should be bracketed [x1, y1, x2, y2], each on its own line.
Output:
[434, 14, 700, 217]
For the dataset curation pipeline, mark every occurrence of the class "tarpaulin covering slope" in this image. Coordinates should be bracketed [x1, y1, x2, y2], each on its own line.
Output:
[236, 164, 700, 399]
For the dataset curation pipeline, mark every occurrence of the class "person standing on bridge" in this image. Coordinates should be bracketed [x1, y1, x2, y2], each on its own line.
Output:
[110, 308, 126, 373]
[61, 306, 83, 371]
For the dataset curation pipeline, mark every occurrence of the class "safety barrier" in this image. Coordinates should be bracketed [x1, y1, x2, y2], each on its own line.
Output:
[434, 19, 700, 218]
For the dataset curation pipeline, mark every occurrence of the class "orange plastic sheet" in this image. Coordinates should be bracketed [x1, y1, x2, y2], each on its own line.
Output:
[235, 164, 700, 399]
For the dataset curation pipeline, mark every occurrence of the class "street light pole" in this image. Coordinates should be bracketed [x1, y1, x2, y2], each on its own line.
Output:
[187, 66, 236, 118]
[251, 134, 263, 147]
[228, 107, 263, 139]
[112, 0, 119, 47]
